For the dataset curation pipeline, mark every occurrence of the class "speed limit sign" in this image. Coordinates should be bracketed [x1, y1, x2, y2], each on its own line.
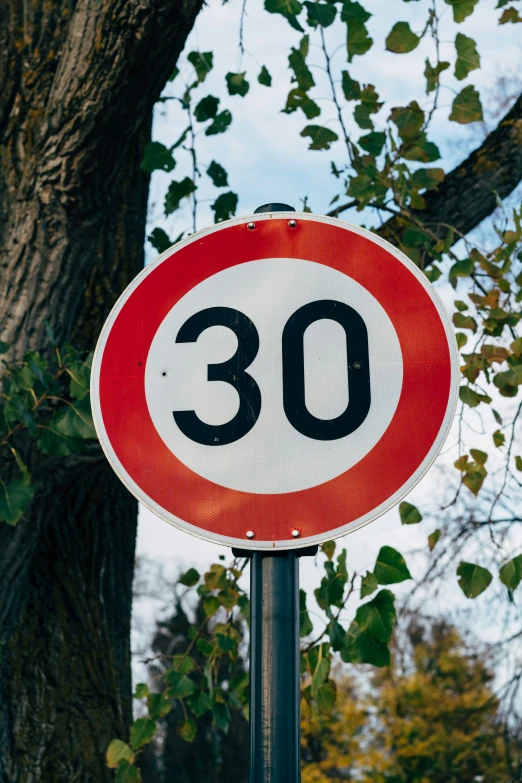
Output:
[91, 212, 458, 549]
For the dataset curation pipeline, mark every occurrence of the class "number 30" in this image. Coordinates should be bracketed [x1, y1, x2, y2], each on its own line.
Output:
[173, 300, 370, 445]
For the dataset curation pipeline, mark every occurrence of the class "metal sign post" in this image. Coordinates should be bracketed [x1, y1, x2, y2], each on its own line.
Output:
[233, 543, 318, 783]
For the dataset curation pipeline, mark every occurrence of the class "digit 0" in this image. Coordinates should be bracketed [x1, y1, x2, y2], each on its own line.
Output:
[282, 300, 371, 440]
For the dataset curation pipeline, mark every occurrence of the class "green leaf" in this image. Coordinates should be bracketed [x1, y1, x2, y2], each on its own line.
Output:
[340, 0, 371, 21]
[470, 448, 488, 465]
[499, 555, 522, 590]
[450, 85, 483, 124]
[300, 588, 314, 637]
[445, 0, 479, 23]
[194, 95, 219, 122]
[165, 177, 197, 215]
[178, 718, 197, 743]
[411, 167, 444, 190]
[129, 717, 156, 750]
[315, 680, 336, 714]
[399, 501, 422, 525]
[147, 692, 172, 720]
[187, 690, 212, 717]
[148, 227, 172, 254]
[304, 1, 336, 27]
[289, 36, 315, 92]
[453, 312, 477, 331]
[265, 0, 303, 20]
[341, 1, 373, 61]
[390, 101, 424, 141]
[216, 632, 237, 653]
[457, 561, 492, 598]
[212, 701, 231, 733]
[0, 341, 9, 353]
[451, 258, 474, 279]
[187, 51, 213, 83]
[178, 567, 199, 587]
[37, 427, 83, 457]
[133, 683, 149, 699]
[342, 590, 396, 667]
[164, 670, 197, 699]
[205, 109, 233, 136]
[115, 761, 141, 782]
[516, 455, 522, 471]
[374, 546, 412, 584]
[141, 141, 176, 173]
[283, 89, 321, 119]
[424, 59, 450, 93]
[456, 332, 468, 348]
[424, 265, 442, 283]
[455, 33, 480, 80]
[493, 430, 505, 448]
[67, 358, 92, 400]
[38, 397, 96, 457]
[341, 70, 361, 101]
[211, 191, 238, 223]
[172, 654, 196, 674]
[327, 619, 346, 652]
[258, 65, 272, 86]
[459, 386, 491, 407]
[360, 571, 378, 598]
[358, 131, 386, 155]
[203, 596, 220, 617]
[402, 134, 440, 163]
[428, 529, 441, 551]
[386, 21, 420, 53]
[353, 84, 382, 130]
[346, 18, 373, 62]
[207, 161, 228, 187]
[226, 71, 250, 97]
[301, 125, 338, 150]
[196, 638, 214, 656]
[106, 739, 134, 769]
[218, 587, 239, 609]
[499, 6, 522, 22]
[321, 540, 336, 560]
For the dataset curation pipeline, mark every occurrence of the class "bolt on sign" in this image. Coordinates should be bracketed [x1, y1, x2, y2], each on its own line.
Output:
[91, 212, 459, 549]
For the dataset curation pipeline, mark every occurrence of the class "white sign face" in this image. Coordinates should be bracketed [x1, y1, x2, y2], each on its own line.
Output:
[145, 257, 403, 494]
[92, 213, 459, 549]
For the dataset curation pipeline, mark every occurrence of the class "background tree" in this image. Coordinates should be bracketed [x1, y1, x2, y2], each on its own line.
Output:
[301, 619, 520, 783]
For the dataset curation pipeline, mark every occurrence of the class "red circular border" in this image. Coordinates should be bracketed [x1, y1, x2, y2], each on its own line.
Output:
[98, 219, 451, 542]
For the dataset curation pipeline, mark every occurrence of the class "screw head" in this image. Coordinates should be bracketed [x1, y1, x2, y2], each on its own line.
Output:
[247, 222, 256, 230]
[353, 361, 362, 370]
[245, 530, 255, 539]
[291, 529, 300, 538]
[288, 219, 297, 228]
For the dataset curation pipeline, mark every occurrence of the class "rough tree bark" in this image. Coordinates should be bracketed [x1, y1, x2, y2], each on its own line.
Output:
[0, 1, 202, 781]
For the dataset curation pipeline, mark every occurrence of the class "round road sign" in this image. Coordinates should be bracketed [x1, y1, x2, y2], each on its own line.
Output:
[91, 212, 458, 549]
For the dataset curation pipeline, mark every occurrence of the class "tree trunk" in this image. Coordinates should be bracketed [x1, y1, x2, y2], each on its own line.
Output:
[0, 1, 202, 780]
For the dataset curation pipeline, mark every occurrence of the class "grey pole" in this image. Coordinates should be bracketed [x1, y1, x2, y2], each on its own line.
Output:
[233, 202, 318, 783]
[249, 551, 300, 783]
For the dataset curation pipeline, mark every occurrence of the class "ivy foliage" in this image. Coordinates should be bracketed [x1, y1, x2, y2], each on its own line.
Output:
[0, 339, 96, 525]
[108, 540, 415, 778]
